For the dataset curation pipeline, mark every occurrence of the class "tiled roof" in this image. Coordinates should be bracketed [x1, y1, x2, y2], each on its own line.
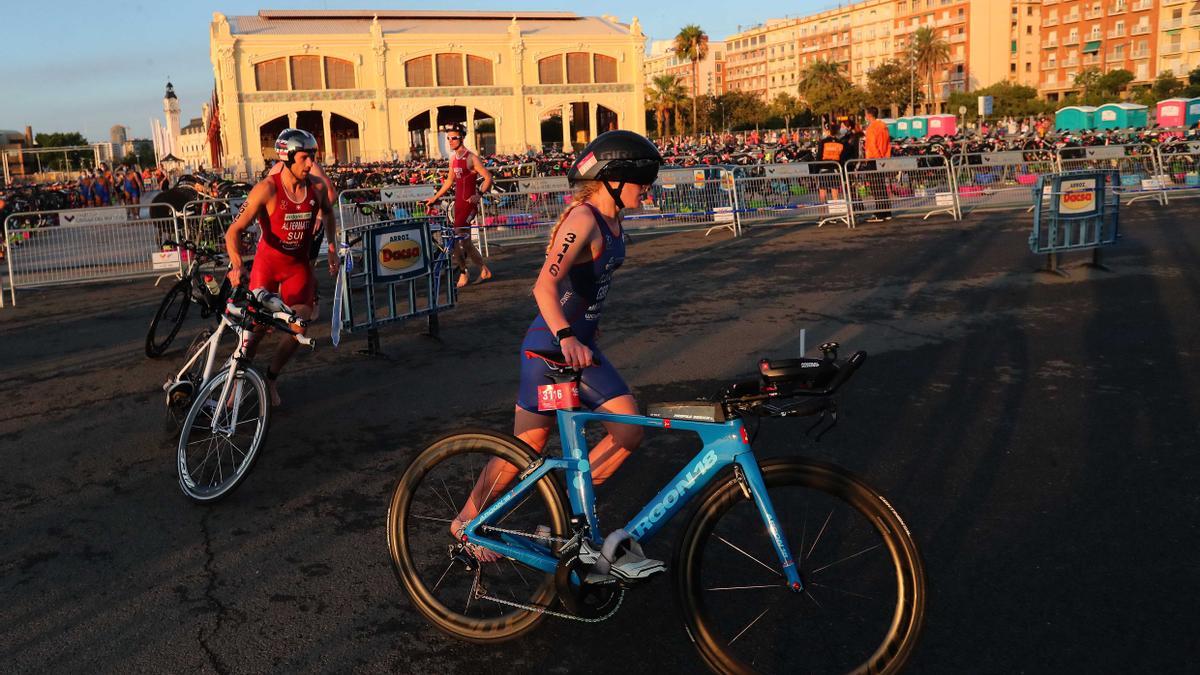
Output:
[229, 11, 632, 37]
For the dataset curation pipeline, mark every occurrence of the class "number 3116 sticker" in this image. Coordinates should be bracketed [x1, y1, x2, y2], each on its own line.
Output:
[537, 382, 580, 411]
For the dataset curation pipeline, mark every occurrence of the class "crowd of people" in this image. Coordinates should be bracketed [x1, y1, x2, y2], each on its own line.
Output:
[74, 164, 172, 207]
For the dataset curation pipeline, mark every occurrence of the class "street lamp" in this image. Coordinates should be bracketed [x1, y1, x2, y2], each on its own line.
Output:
[719, 102, 726, 132]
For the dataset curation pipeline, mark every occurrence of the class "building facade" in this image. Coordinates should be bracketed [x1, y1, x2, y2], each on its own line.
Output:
[1038, 0, 1160, 100]
[1157, 0, 1200, 80]
[210, 10, 647, 174]
[644, 39, 725, 96]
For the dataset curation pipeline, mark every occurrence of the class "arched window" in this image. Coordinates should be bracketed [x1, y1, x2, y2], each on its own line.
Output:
[593, 54, 617, 83]
[436, 53, 465, 86]
[466, 55, 494, 85]
[290, 56, 321, 90]
[405, 56, 433, 87]
[566, 52, 590, 83]
[324, 57, 354, 89]
[538, 55, 564, 84]
[254, 58, 287, 91]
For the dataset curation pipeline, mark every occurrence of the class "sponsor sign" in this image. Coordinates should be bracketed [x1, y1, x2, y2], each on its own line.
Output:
[1058, 177, 1099, 216]
[720, 170, 736, 192]
[517, 176, 569, 193]
[935, 192, 955, 207]
[371, 221, 429, 280]
[713, 206, 734, 223]
[1084, 146, 1125, 160]
[657, 169, 693, 189]
[152, 250, 184, 270]
[380, 185, 436, 204]
[827, 199, 848, 215]
[764, 164, 811, 177]
[60, 209, 128, 226]
[693, 169, 706, 190]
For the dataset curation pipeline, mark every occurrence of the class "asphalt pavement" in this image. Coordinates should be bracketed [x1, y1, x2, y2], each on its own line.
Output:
[2, 204, 1198, 673]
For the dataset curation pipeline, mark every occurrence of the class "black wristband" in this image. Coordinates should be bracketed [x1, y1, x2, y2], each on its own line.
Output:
[555, 327, 574, 342]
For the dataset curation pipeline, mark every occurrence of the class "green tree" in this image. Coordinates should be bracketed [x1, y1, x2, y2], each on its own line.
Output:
[947, 81, 1049, 119]
[867, 59, 923, 116]
[769, 93, 805, 131]
[31, 131, 92, 172]
[712, 90, 769, 130]
[1073, 66, 1103, 95]
[673, 24, 710, 136]
[646, 74, 679, 138]
[908, 26, 950, 114]
[1186, 66, 1200, 97]
[34, 131, 89, 148]
[798, 59, 853, 122]
[1151, 70, 1185, 100]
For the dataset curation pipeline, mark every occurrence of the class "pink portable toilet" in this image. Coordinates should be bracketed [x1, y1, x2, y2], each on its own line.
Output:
[1157, 98, 1189, 128]
[926, 114, 957, 138]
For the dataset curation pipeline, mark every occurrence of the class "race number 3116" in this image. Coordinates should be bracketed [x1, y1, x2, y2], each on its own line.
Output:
[537, 382, 580, 411]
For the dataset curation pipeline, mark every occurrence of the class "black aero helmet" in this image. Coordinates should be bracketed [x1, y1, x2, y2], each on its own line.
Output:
[275, 128, 318, 165]
[443, 122, 467, 137]
[568, 130, 662, 208]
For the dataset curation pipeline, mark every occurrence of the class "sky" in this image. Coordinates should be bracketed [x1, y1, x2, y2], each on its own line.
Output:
[2, 0, 843, 142]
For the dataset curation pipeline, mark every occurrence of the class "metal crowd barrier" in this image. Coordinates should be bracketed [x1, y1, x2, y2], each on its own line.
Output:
[733, 162, 852, 228]
[177, 198, 246, 250]
[845, 156, 959, 222]
[476, 175, 572, 248]
[1057, 144, 1166, 205]
[1156, 142, 1200, 202]
[1030, 170, 1120, 275]
[2, 205, 181, 305]
[952, 150, 1061, 213]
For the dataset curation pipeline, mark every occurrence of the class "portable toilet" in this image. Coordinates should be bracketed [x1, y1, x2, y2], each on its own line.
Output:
[1156, 98, 1189, 128]
[908, 116, 929, 138]
[1055, 106, 1098, 131]
[926, 114, 957, 138]
[1188, 97, 1200, 127]
[882, 118, 899, 137]
[895, 117, 912, 138]
[1096, 102, 1149, 130]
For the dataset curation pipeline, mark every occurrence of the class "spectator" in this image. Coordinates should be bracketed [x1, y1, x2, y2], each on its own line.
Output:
[860, 105, 893, 223]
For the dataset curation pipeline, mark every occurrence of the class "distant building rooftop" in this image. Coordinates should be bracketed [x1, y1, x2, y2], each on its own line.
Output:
[229, 10, 632, 37]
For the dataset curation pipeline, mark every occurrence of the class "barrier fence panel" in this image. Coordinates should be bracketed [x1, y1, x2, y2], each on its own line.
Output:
[1156, 142, 1200, 202]
[636, 167, 739, 236]
[476, 175, 571, 247]
[177, 198, 246, 250]
[3, 205, 180, 304]
[1057, 144, 1166, 205]
[845, 156, 959, 222]
[952, 150, 1061, 213]
[1030, 170, 1120, 275]
[733, 162, 852, 228]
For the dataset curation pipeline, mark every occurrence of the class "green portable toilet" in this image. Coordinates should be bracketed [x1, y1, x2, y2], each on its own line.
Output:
[1096, 102, 1148, 130]
[1055, 106, 1098, 131]
[895, 117, 912, 138]
[1188, 98, 1200, 127]
[882, 118, 898, 137]
[909, 116, 928, 138]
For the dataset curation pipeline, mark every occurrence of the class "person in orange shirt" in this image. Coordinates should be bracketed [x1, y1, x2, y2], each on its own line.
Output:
[860, 106, 893, 222]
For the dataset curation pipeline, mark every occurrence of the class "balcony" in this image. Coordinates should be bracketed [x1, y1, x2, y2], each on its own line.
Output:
[1131, 24, 1150, 35]
[1064, 34, 1080, 45]
[1163, 0, 1185, 5]
[1044, 74, 1059, 86]
[1191, 41, 1200, 51]
[1042, 17, 1059, 28]
[1108, 3, 1127, 14]
[1083, 54, 1102, 66]
[1084, 10, 1103, 20]
[1106, 51, 1126, 62]
[1190, 14, 1200, 27]
[1042, 39, 1059, 49]
[1132, 0, 1152, 10]
[1106, 28, 1125, 38]
[1162, 43, 1184, 55]
[1131, 48, 1150, 59]
[1041, 60, 1059, 70]
[1162, 18, 1183, 30]
[950, 33, 966, 44]
[1062, 13, 1080, 24]
[1062, 57, 1080, 68]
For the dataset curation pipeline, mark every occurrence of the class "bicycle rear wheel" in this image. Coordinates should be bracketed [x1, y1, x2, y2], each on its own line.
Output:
[146, 280, 191, 357]
[176, 368, 270, 502]
[386, 430, 569, 643]
[675, 459, 925, 675]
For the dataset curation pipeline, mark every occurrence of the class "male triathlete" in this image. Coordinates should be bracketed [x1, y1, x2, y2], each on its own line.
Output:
[224, 129, 339, 406]
[424, 123, 493, 288]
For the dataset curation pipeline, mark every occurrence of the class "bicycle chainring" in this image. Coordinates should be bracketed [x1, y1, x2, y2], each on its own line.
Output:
[554, 553, 621, 619]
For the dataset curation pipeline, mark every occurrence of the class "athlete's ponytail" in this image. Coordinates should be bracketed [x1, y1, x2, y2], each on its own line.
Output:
[546, 181, 601, 254]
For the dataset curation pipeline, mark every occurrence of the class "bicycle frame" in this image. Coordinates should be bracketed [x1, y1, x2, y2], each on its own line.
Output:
[464, 410, 804, 590]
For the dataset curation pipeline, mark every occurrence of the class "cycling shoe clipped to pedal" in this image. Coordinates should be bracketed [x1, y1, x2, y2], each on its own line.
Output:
[580, 529, 667, 585]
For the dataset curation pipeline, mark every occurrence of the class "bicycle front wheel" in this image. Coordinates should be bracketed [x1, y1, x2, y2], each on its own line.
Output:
[146, 280, 191, 357]
[386, 430, 569, 643]
[176, 368, 270, 502]
[675, 459, 925, 675]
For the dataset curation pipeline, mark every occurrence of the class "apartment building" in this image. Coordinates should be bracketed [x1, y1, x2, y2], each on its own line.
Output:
[849, 0, 899, 89]
[1011, 0, 1043, 88]
[643, 39, 727, 96]
[1157, 0, 1200, 79]
[1038, 0, 1159, 100]
[725, 20, 785, 97]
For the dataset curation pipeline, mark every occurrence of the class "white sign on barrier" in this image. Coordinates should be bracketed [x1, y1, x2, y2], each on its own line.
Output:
[657, 169, 693, 189]
[381, 185, 436, 204]
[827, 199, 848, 215]
[61, 209, 128, 226]
[764, 164, 812, 177]
[713, 206, 734, 223]
[1059, 177, 1100, 216]
[151, 250, 182, 270]
[518, 176, 569, 192]
[1083, 146, 1125, 160]
[935, 192, 955, 207]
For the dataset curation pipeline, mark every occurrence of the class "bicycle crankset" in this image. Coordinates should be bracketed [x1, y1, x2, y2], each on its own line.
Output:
[554, 550, 622, 619]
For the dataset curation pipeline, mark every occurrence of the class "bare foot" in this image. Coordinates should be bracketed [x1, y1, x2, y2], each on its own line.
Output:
[456, 272, 470, 289]
[477, 266, 493, 283]
[267, 380, 282, 407]
[451, 518, 503, 563]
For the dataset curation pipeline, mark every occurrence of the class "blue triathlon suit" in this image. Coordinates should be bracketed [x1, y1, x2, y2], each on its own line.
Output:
[93, 180, 110, 205]
[79, 182, 92, 203]
[517, 203, 629, 415]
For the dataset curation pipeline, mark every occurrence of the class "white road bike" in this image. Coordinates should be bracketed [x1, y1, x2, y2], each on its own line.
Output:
[166, 286, 314, 502]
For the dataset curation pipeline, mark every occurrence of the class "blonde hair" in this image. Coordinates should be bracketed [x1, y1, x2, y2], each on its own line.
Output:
[546, 181, 602, 253]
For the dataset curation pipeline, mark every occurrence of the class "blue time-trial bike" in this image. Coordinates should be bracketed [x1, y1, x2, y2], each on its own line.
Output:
[386, 343, 925, 674]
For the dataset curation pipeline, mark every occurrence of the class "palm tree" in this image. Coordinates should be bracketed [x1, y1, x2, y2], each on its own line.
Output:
[674, 24, 710, 136]
[908, 26, 950, 114]
[646, 74, 687, 137]
[798, 59, 851, 122]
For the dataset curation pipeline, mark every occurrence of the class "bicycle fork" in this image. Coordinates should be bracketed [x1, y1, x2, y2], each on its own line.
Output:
[733, 454, 805, 593]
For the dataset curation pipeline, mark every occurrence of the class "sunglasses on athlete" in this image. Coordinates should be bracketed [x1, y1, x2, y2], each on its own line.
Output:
[446, 136, 462, 141]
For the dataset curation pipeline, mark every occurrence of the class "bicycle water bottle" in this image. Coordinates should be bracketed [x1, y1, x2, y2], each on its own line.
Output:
[203, 273, 221, 297]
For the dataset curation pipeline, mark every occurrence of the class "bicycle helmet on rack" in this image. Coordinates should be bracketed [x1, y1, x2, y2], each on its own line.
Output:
[275, 128, 319, 166]
[567, 130, 662, 209]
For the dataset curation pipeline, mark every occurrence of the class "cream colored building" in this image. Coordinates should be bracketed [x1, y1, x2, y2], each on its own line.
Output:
[209, 10, 647, 174]
[849, 0, 898, 89]
[178, 104, 213, 171]
[644, 39, 726, 96]
[1157, 0, 1200, 81]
